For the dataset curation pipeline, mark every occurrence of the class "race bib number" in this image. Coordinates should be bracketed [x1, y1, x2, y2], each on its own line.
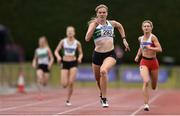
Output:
[102, 29, 113, 37]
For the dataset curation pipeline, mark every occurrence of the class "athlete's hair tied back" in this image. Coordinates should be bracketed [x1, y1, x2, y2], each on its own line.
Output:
[95, 4, 108, 12]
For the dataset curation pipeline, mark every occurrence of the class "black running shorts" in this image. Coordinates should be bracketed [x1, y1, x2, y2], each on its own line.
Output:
[92, 50, 116, 66]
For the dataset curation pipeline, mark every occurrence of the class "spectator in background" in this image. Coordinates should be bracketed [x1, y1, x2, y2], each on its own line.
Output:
[6, 42, 24, 62]
[114, 44, 124, 81]
[0, 25, 8, 62]
[115, 44, 124, 65]
[0, 24, 24, 63]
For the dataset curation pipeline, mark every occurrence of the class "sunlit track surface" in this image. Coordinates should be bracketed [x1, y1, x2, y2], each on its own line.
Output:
[0, 88, 179, 115]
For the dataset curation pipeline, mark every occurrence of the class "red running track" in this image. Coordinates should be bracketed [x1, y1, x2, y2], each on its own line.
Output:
[0, 88, 180, 115]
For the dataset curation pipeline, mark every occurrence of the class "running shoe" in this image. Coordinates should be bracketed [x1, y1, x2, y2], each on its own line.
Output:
[66, 100, 72, 106]
[100, 98, 109, 108]
[144, 104, 149, 111]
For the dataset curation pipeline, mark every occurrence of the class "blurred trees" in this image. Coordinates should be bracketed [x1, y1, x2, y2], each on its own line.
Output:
[0, 0, 179, 64]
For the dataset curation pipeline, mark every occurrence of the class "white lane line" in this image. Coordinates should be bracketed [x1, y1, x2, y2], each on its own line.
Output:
[54, 101, 99, 115]
[53, 91, 133, 116]
[0, 99, 58, 112]
[2, 95, 36, 101]
[130, 92, 164, 116]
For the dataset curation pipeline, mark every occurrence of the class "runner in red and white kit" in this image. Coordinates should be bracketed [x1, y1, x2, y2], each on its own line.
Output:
[135, 20, 162, 111]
